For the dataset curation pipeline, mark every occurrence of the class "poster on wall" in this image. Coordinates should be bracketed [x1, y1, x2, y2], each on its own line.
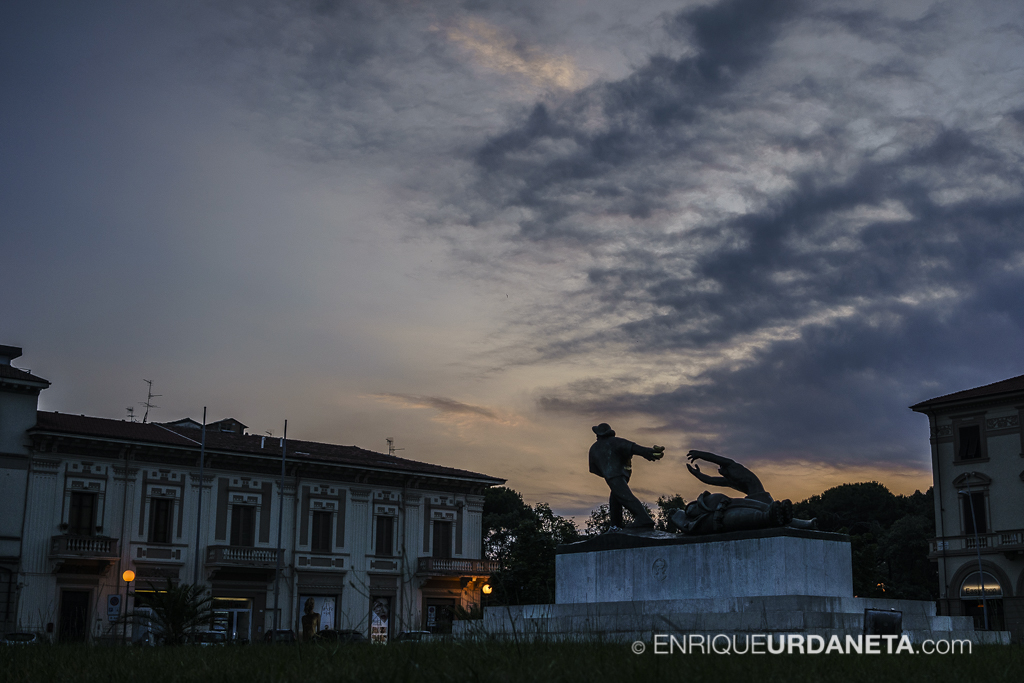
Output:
[370, 597, 390, 644]
[298, 596, 336, 639]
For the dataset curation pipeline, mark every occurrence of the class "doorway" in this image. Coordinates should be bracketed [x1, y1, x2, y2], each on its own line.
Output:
[212, 598, 252, 643]
[423, 598, 456, 634]
[59, 590, 90, 642]
[959, 571, 1004, 630]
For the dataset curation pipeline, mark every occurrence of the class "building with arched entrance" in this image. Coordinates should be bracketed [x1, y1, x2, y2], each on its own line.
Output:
[911, 376, 1024, 642]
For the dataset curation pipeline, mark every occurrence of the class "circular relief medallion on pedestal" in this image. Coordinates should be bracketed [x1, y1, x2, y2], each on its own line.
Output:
[652, 557, 667, 581]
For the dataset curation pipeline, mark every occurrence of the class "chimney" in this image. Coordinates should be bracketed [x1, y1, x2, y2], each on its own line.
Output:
[0, 345, 22, 366]
[0, 344, 50, 455]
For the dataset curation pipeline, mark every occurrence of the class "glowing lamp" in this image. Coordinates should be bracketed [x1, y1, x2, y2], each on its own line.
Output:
[481, 583, 492, 595]
[122, 570, 136, 583]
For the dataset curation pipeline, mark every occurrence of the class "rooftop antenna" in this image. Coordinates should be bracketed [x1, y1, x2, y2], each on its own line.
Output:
[140, 379, 162, 424]
[126, 407, 136, 423]
[386, 437, 404, 457]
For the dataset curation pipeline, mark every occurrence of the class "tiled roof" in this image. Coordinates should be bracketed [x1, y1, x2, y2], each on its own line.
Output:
[910, 374, 1024, 411]
[0, 364, 50, 385]
[31, 412, 504, 484]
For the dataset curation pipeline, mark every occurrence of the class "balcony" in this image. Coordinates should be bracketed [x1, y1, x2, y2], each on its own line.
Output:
[50, 535, 119, 560]
[929, 529, 1024, 559]
[416, 558, 500, 577]
[206, 545, 282, 568]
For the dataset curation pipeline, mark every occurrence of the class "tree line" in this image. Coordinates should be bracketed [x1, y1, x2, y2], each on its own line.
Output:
[482, 483, 937, 605]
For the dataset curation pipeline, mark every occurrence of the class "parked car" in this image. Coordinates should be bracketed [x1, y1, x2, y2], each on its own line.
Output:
[393, 631, 436, 642]
[194, 631, 228, 646]
[1, 632, 43, 646]
[313, 629, 368, 643]
[264, 629, 296, 644]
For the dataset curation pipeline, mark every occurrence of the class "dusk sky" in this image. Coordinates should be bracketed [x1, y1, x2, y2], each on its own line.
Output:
[4, 0, 1024, 518]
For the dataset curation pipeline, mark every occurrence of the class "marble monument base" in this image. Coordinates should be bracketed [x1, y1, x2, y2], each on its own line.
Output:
[556, 527, 852, 603]
[454, 528, 1009, 644]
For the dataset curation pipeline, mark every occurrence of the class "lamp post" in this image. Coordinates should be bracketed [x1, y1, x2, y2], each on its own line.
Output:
[190, 409, 207, 644]
[958, 475, 988, 630]
[193, 408, 207, 584]
[122, 570, 135, 645]
[273, 420, 287, 634]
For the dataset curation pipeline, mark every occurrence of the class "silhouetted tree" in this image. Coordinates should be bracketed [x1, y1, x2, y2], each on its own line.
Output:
[482, 487, 581, 605]
[794, 483, 936, 599]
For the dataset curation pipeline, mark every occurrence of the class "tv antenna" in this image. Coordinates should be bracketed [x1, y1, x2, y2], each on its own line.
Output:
[386, 438, 404, 457]
[140, 379, 162, 424]
[126, 407, 136, 423]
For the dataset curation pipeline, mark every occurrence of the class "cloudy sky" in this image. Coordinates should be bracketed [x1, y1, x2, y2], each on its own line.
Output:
[4, 0, 1024, 517]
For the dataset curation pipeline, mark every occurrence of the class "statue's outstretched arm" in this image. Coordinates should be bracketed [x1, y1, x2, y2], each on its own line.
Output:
[632, 443, 665, 462]
[686, 463, 730, 487]
[687, 450, 736, 468]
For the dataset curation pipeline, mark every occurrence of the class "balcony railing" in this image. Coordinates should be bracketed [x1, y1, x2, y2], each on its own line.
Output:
[206, 545, 282, 567]
[50, 535, 119, 559]
[929, 529, 1024, 557]
[416, 558, 500, 576]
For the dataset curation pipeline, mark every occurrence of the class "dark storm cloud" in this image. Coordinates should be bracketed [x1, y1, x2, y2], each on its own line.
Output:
[541, 273, 1024, 467]
[472, 0, 802, 239]
[467, 0, 1024, 469]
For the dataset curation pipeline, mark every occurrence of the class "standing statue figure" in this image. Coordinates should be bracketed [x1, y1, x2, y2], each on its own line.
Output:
[301, 597, 321, 641]
[589, 423, 665, 529]
[670, 450, 816, 534]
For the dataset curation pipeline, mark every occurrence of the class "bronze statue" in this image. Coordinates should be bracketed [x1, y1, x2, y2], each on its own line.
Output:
[670, 450, 816, 534]
[589, 423, 664, 529]
[301, 597, 321, 640]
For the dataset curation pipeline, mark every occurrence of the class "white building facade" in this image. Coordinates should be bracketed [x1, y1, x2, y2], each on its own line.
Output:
[911, 375, 1024, 642]
[0, 346, 502, 642]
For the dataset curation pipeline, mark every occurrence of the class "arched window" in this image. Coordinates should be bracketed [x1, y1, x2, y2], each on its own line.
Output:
[959, 571, 1004, 630]
[959, 571, 1002, 599]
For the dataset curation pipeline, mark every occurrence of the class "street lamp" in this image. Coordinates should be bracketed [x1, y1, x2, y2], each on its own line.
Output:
[481, 584, 492, 595]
[958, 476, 988, 631]
[121, 570, 135, 645]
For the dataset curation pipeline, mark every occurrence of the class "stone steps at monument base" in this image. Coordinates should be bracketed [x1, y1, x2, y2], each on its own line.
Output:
[472, 611, 966, 633]
[456, 617, 1009, 645]
[455, 618, 1010, 645]
[457, 597, 1011, 644]
[503, 595, 945, 620]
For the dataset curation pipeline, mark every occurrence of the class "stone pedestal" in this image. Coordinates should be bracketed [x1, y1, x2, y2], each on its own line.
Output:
[456, 528, 1009, 644]
[556, 527, 852, 604]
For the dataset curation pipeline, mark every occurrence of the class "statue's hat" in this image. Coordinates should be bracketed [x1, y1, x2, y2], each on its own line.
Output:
[592, 423, 615, 438]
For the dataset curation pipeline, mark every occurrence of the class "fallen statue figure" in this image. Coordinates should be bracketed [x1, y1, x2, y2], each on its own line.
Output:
[669, 450, 817, 535]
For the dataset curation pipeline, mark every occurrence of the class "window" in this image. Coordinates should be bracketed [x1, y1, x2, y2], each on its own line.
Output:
[311, 511, 332, 553]
[957, 425, 982, 460]
[68, 492, 96, 536]
[961, 492, 987, 535]
[432, 521, 452, 559]
[149, 498, 173, 543]
[230, 505, 256, 547]
[374, 516, 394, 557]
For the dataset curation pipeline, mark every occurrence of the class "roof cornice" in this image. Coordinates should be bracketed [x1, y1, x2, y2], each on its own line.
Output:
[27, 427, 505, 486]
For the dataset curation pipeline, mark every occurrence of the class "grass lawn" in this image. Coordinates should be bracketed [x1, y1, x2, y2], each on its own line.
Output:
[2, 641, 1020, 683]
